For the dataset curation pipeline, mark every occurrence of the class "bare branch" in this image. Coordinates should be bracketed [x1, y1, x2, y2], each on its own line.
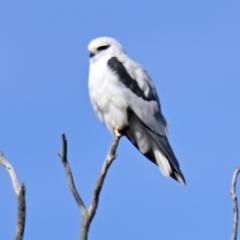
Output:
[58, 134, 86, 212]
[0, 151, 21, 195]
[88, 135, 120, 222]
[231, 166, 240, 240]
[59, 134, 121, 240]
[16, 184, 26, 240]
[0, 151, 26, 240]
[81, 135, 120, 240]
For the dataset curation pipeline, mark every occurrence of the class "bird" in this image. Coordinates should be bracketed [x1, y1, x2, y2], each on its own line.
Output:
[88, 37, 185, 184]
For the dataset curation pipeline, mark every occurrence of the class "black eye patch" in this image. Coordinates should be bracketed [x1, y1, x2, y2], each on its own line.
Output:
[97, 45, 110, 51]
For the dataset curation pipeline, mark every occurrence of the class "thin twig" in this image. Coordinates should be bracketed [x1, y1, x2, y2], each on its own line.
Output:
[58, 134, 86, 212]
[58, 134, 121, 240]
[89, 135, 120, 222]
[231, 166, 240, 240]
[0, 151, 21, 195]
[0, 151, 26, 240]
[82, 135, 120, 240]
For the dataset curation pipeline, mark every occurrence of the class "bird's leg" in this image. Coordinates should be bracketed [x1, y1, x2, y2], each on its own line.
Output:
[114, 126, 122, 137]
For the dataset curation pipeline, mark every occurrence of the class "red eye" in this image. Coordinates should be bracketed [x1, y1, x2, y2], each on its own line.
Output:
[97, 45, 110, 51]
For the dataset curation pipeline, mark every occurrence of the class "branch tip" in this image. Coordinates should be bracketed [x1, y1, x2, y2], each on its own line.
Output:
[61, 133, 67, 141]
[59, 133, 86, 214]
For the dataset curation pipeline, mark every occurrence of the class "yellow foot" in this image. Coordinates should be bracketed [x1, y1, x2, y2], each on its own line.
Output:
[114, 126, 122, 137]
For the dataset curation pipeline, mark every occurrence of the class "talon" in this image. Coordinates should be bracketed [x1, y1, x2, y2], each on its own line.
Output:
[114, 127, 122, 137]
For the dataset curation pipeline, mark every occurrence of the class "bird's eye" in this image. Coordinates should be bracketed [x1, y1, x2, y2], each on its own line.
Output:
[97, 45, 110, 52]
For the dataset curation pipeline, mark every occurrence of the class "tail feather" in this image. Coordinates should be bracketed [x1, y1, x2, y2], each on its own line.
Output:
[152, 144, 171, 176]
[125, 111, 186, 184]
[150, 132, 186, 184]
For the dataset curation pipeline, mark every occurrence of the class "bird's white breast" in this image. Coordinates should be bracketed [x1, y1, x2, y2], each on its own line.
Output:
[88, 57, 129, 133]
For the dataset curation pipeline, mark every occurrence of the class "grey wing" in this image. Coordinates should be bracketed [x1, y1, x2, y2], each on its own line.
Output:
[107, 56, 185, 184]
[108, 56, 167, 135]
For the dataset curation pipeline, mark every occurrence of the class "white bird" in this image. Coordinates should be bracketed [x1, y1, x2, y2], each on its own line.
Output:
[88, 37, 185, 184]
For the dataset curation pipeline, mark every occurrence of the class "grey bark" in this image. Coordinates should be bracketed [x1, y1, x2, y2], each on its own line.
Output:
[0, 151, 26, 240]
[58, 134, 120, 240]
[231, 167, 240, 240]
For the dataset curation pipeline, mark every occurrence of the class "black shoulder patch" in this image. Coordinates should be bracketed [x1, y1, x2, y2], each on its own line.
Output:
[107, 57, 155, 101]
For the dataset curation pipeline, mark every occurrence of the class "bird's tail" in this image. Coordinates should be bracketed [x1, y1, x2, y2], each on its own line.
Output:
[125, 112, 186, 184]
[150, 133, 186, 184]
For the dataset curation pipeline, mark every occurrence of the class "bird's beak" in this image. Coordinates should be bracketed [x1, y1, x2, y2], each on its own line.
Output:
[89, 51, 95, 58]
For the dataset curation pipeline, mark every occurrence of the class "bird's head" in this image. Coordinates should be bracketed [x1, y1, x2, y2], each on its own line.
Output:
[88, 37, 125, 61]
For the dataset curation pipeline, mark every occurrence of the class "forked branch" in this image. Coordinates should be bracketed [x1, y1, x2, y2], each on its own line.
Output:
[0, 151, 26, 240]
[58, 134, 120, 240]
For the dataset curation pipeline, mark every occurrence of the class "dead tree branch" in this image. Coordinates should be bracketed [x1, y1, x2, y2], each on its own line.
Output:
[58, 133, 120, 240]
[0, 151, 26, 240]
[231, 166, 240, 240]
[58, 134, 86, 212]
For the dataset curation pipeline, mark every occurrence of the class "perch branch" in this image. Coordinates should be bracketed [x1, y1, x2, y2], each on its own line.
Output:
[88, 135, 120, 222]
[59, 134, 120, 240]
[231, 166, 240, 240]
[0, 151, 26, 240]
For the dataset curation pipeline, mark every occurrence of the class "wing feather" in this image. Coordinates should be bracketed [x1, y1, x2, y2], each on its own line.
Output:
[107, 56, 185, 184]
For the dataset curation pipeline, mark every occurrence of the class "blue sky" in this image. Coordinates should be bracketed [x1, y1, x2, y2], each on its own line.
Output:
[0, 1, 240, 239]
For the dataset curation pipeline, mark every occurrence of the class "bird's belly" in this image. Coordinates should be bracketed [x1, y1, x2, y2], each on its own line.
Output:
[89, 74, 128, 134]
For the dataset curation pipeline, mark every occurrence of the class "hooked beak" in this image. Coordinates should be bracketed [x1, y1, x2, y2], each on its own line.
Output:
[89, 52, 95, 58]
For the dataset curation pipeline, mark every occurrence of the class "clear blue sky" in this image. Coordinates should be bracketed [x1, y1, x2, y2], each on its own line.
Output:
[0, 1, 240, 239]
